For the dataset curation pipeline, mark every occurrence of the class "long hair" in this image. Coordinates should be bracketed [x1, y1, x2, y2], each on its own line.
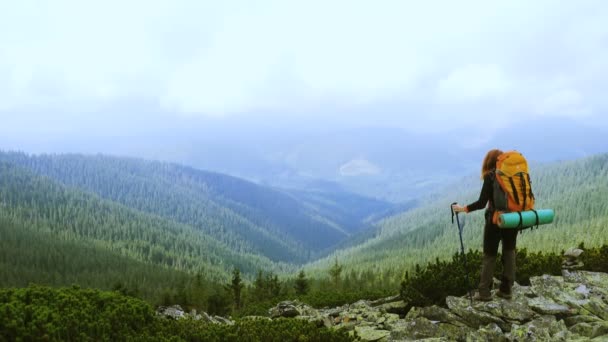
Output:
[481, 149, 503, 179]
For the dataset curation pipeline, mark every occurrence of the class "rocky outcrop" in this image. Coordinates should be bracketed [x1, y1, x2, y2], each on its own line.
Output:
[562, 248, 584, 270]
[156, 305, 186, 319]
[156, 305, 234, 325]
[266, 269, 608, 341]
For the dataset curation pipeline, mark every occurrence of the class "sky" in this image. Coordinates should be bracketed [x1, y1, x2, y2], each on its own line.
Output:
[1, 0, 608, 146]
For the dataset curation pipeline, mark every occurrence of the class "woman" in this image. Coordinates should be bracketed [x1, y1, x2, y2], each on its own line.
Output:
[452, 149, 517, 301]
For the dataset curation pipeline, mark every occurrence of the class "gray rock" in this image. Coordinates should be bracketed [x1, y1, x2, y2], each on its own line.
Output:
[506, 316, 571, 341]
[564, 248, 584, 258]
[570, 322, 595, 337]
[513, 282, 536, 298]
[377, 300, 408, 315]
[323, 304, 348, 317]
[405, 305, 468, 327]
[156, 305, 185, 319]
[370, 295, 401, 306]
[213, 315, 235, 325]
[354, 326, 390, 341]
[527, 297, 575, 316]
[581, 297, 608, 320]
[530, 274, 566, 299]
[562, 271, 608, 289]
[465, 323, 506, 342]
[446, 296, 507, 330]
[241, 315, 271, 321]
[591, 322, 608, 339]
[564, 314, 604, 327]
[321, 316, 334, 328]
[269, 300, 318, 318]
[474, 297, 536, 323]
[575, 284, 590, 297]
[389, 317, 471, 341]
[156, 305, 233, 324]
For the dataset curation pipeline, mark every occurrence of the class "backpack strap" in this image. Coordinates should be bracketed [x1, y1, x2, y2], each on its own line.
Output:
[527, 174, 535, 200]
[520, 173, 527, 210]
[531, 209, 539, 229]
[516, 211, 523, 229]
[489, 170, 496, 210]
[509, 177, 520, 205]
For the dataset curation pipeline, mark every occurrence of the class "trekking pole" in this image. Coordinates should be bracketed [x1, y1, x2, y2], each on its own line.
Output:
[451, 202, 473, 306]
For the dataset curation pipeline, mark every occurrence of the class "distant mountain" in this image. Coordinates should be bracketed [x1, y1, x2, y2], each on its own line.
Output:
[5, 118, 606, 203]
[0, 152, 393, 264]
[132, 119, 608, 202]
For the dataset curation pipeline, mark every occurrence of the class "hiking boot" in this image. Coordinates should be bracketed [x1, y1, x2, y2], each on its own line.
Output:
[473, 291, 492, 301]
[496, 289, 512, 300]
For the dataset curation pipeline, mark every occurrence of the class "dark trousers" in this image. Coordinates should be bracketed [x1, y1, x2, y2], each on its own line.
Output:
[480, 211, 518, 294]
[483, 211, 518, 255]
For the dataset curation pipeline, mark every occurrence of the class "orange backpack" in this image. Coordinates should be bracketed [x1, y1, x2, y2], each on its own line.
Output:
[491, 151, 535, 225]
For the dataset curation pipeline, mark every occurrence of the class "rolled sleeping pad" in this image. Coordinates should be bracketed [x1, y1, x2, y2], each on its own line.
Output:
[498, 209, 555, 229]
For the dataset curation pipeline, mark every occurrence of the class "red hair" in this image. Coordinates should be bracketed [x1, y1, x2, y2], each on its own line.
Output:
[481, 149, 503, 178]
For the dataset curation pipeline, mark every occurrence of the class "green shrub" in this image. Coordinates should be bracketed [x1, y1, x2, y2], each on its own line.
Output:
[0, 285, 354, 341]
[400, 243, 606, 313]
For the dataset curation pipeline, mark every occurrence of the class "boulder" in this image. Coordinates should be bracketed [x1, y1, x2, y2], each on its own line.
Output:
[569, 322, 595, 338]
[156, 305, 185, 319]
[590, 322, 608, 339]
[405, 305, 468, 327]
[156, 305, 234, 324]
[269, 300, 316, 318]
[370, 295, 401, 306]
[506, 316, 572, 341]
[474, 297, 536, 323]
[354, 326, 390, 341]
[389, 316, 471, 341]
[465, 323, 506, 342]
[564, 248, 584, 258]
[213, 315, 235, 325]
[322, 304, 348, 317]
[377, 300, 408, 315]
[564, 314, 603, 327]
[446, 296, 507, 330]
[527, 297, 575, 316]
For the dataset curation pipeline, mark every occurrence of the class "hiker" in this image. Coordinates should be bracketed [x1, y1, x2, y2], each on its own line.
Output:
[451, 149, 516, 300]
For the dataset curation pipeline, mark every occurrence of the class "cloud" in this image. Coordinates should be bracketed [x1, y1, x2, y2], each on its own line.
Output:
[0, 0, 607, 132]
[535, 89, 591, 118]
[437, 64, 510, 103]
[339, 159, 381, 176]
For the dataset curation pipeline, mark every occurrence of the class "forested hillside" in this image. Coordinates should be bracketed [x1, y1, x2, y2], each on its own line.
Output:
[0, 152, 392, 263]
[0, 162, 281, 282]
[308, 153, 608, 282]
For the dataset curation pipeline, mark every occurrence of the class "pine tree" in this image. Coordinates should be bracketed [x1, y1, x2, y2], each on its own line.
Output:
[225, 267, 244, 309]
[329, 257, 343, 288]
[267, 273, 281, 298]
[294, 270, 309, 295]
[253, 270, 266, 299]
